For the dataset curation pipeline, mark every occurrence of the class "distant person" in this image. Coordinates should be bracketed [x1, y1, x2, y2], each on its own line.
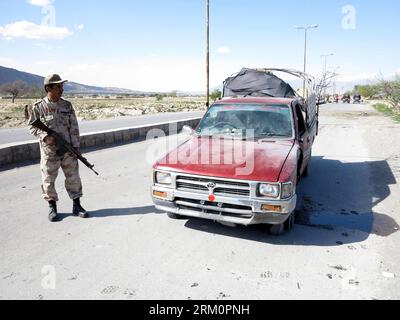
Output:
[342, 93, 351, 103]
[353, 92, 361, 102]
[24, 105, 30, 122]
[334, 94, 339, 103]
[28, 74, 88, 222]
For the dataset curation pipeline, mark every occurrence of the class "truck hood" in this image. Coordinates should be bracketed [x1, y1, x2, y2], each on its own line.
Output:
[155, 137, 294, 182]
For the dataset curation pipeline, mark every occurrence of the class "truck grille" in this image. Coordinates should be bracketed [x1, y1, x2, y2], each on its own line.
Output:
[175, 197, 253, 219]
[176, 175, 251, 197]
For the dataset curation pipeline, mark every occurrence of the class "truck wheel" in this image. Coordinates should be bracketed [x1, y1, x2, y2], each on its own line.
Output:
[302, 160, 311, 178]
[269, 223, 285, 236]
[284, 212, 295, 231]
[302, 152, 312, 178]
[297, 161, 302, 185]
[167, 212, 186, 220]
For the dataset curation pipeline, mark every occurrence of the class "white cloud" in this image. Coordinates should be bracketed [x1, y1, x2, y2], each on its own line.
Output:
[8, 53, 394, 93]
[383, 69, 400, 80]
[50, 56, 301, 92]
[61, 60, 206, 92]
[337, 73, 379, 82]
[0, 21, 73, 40]
[28, 0, 53, 7]
[37, 60, 56, 66]
[57, 57, 277, 92]
[217, 47, 232, 54]
[77, 24, 84, 30]
[0, 57, 25, 70]
[0, 56, 16, 66]
[34, 42, 52, 48]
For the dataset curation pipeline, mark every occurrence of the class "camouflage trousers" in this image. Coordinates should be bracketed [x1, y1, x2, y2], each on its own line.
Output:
[40, 150, 83, 202]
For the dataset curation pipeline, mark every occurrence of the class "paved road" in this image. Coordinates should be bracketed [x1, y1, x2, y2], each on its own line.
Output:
[0, 111, 205, 145]
[0, 103, 399, 300]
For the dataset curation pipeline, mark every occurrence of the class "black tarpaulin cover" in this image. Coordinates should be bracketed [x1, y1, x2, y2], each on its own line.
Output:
[223, 68, 296, 98]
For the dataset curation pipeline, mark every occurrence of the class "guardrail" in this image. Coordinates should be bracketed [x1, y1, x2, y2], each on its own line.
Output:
[0, 117, 201, 168]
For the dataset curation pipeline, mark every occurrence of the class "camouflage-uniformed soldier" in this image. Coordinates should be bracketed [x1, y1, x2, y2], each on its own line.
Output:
[29, 74, 88, 222]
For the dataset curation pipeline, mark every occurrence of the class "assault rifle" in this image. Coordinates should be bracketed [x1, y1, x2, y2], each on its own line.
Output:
[30, 119, 99, 176]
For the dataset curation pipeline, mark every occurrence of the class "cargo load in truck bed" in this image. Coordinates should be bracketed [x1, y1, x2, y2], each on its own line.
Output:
[222, 67, 318, 132]
[222, 68, 297, 98]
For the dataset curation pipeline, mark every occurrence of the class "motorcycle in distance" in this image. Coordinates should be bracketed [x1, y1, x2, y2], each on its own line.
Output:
[342, 93, 351, 104]
[353, 93, 362, 104]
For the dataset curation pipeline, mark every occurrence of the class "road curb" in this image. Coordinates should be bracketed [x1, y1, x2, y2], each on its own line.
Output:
[0, 117, 201, 167]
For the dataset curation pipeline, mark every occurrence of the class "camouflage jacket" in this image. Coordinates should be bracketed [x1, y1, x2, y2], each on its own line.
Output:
[29, 97, 80, 150]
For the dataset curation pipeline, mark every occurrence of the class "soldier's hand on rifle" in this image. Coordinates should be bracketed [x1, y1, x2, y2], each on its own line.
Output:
[44, 136, 56, 146]
[71, 148, 80, 159]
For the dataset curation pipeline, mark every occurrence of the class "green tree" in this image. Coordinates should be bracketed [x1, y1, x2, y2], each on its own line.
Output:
[156, 94, 164, 101]
[354, 84, 380, 98]
[378, 75, 400, 111]
[210, 89, 222, 101]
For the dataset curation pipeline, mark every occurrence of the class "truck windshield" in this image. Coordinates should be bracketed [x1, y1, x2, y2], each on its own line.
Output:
[196, 104, 293, 140]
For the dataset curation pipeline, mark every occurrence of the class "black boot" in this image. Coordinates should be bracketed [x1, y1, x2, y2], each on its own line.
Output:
[48, 201, 58, 222]
[73, 198, 88, 218]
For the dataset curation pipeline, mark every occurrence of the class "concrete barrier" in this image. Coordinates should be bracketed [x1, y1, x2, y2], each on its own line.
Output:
[0, 117, 201, 168]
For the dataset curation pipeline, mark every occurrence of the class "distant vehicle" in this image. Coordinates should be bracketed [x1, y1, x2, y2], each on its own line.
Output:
[152, 68, 318, 235]
[317, 96, 326, 105]
[333, 94, 340, 103]
[353, 93, 362, 104]
[371, 93, 385, 100]
[342, 94, 351, 103]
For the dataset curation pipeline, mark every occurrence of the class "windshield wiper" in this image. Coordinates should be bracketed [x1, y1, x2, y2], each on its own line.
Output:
[198, 133, 243, 140]
[198, 134, 213, 138]
[260, 133, 289, 137]
[257, 134, 290, 142]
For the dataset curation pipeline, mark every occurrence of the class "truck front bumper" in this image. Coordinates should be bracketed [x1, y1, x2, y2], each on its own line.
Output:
[151, 186, 297, 226]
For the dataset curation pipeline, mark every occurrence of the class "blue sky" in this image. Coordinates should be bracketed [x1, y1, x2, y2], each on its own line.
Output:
[0, 0, 399, 92]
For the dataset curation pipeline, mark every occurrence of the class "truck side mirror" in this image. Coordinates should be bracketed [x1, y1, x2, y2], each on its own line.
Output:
[182, 125, 195, 136]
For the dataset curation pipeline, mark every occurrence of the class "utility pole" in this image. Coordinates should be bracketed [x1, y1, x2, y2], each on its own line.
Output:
[333, 81, 336, 97]
[321, 53, 334, 98]
[295, 24, 319, 98]
[206, 0, 210, 109]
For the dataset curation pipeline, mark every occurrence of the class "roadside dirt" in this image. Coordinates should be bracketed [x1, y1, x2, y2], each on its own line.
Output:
[0, 97, 207, 129]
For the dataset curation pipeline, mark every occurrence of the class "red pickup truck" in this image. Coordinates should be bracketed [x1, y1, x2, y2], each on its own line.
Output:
[151, 68, 318, 235]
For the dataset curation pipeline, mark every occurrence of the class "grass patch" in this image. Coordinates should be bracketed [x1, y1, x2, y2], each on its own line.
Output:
[373, 103, 400, 123]
[0, 97, 206, 128]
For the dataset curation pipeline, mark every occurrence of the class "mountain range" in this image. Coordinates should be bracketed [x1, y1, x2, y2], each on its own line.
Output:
[0, 65, 359, 96]
[0, 66, 145, 95]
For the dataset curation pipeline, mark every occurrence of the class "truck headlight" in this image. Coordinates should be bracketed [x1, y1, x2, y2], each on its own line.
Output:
[155, 172, 172, 185]
[258, 183, 280, 198]
[281, 182, 294, 199]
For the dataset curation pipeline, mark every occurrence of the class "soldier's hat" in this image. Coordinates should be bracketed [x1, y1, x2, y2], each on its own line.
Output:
[44, 74, 68, 86]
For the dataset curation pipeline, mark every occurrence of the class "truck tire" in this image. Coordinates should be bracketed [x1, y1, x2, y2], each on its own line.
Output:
[167, 212, 186, 220]
[284, 211, 295, 231]
[269, 223, 285, 236]
[302, 160, 311, 178]
[270, 212, 295, 235]
[297, 157, 303, 185]
[302, 151, 312, 178]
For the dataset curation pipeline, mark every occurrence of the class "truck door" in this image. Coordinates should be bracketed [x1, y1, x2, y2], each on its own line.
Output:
[294, 103, 311, 174]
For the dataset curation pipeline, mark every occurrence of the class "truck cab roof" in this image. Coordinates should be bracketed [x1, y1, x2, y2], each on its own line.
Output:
[215, 96, 299, 106]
